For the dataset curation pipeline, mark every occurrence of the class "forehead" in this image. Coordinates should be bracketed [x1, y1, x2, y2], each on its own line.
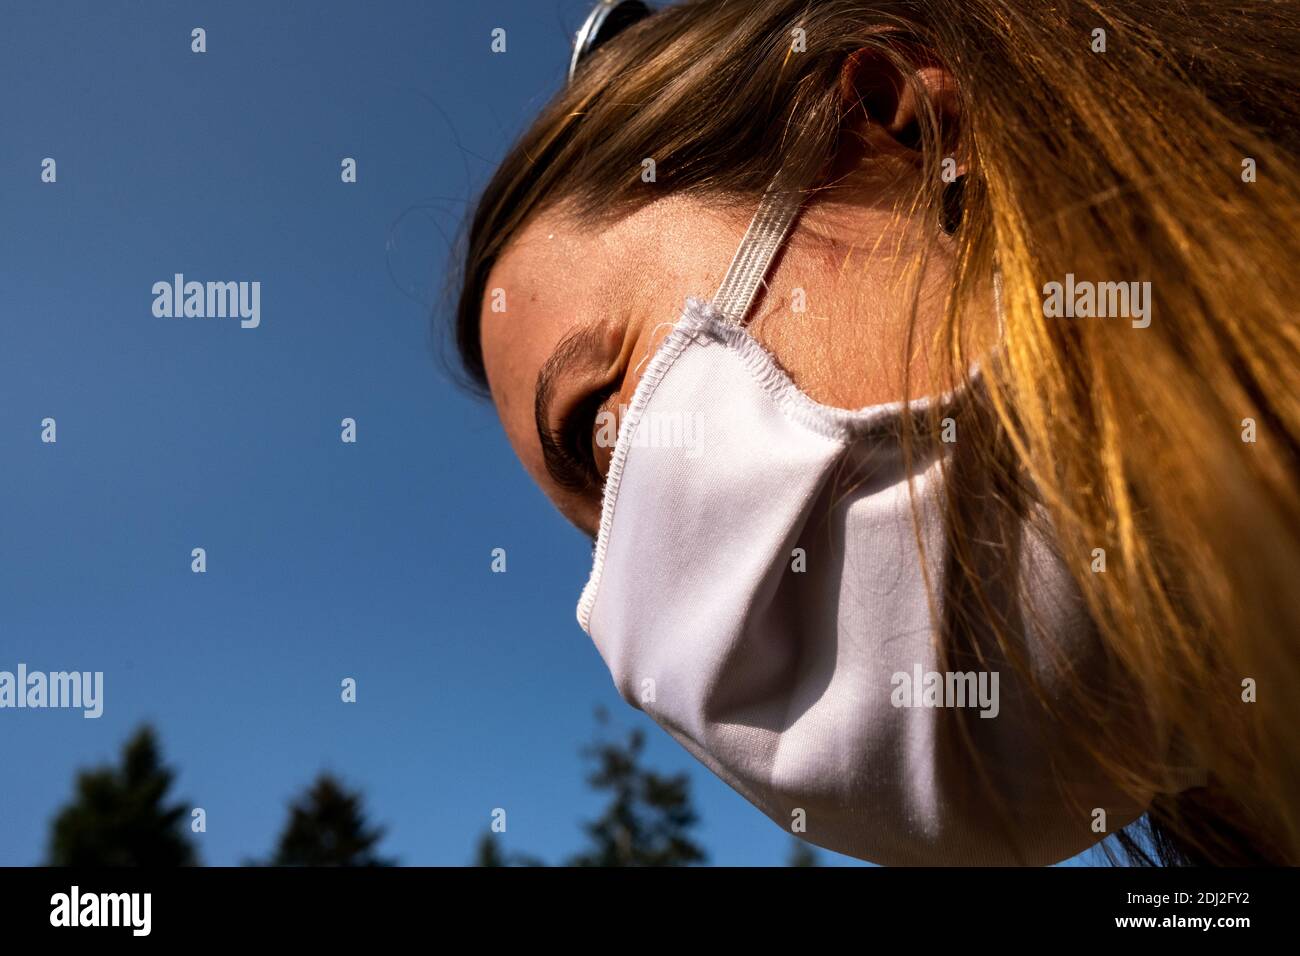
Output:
[482, 211, 583, 405]
[477, 206, 623, 529]
[478, 200, 671, 415]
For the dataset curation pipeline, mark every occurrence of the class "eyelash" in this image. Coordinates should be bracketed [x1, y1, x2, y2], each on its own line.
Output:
[560, 388, 613, 489]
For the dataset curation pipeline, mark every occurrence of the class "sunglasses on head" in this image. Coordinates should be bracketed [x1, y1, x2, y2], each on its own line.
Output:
[569, 0, 653, 82]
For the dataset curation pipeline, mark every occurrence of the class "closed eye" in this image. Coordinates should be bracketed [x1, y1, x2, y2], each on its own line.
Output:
[558, 386, 613, 491]
[534, 325, 621, 495]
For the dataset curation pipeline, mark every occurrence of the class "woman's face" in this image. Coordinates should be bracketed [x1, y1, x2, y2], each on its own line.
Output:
[478, 195, 744, 537]
[479, 186, 962, 538]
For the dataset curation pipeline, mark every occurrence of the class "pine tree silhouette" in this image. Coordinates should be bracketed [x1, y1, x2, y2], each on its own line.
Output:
[257, 773, 395, 867]
[46, 725, 198, 866]
[473, 831, 507, 867]
[567, 709, 706, 867]
[787, 836, 820, 866]
[471, 831, 545, 867]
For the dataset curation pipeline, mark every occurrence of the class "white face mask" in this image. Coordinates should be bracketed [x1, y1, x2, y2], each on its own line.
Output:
[576, 190, 1174, 865]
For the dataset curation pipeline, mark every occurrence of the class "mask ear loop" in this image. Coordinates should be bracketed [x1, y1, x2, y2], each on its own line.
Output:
[711, 185, 804, 326]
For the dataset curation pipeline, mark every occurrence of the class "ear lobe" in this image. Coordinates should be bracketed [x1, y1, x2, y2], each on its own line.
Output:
[839, 45, 964, 170]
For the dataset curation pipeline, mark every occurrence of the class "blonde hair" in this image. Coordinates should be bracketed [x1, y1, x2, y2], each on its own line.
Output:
[453, 0, 1300, 864]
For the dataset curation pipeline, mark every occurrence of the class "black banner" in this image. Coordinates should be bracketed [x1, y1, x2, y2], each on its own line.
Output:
[0, 865, 1286, 942]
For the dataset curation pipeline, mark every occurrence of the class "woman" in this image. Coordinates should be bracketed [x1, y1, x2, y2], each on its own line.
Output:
[452, 0, 1300, 865]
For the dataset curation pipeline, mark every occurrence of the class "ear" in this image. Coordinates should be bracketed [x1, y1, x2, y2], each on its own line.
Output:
[838, 45, 965, 175]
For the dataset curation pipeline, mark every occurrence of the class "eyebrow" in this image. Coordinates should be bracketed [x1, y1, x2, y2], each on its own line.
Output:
[534, 324, 611, 496]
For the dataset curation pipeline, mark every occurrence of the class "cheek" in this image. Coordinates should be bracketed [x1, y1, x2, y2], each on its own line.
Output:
[592, 391, 621, 477]
[621, 318, 680, 397]
[593, 317, 682, 474]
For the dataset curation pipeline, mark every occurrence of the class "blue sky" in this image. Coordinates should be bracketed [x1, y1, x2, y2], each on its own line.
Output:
[0, 0, 1111, 867]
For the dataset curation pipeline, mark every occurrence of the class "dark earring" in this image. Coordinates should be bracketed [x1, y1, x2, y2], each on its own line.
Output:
[940, 174, 966, 235]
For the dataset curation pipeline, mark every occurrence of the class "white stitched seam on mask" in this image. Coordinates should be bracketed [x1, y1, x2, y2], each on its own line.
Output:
[576, 302, 707, 631]
[686, 301, 939, 441]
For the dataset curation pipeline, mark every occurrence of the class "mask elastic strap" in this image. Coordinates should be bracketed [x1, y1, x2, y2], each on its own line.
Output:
[711, 186, 803, 326]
